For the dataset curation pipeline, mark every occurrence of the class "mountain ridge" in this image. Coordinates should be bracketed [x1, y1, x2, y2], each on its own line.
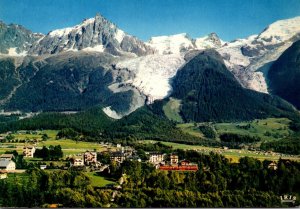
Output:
[0, 13, 300, 120]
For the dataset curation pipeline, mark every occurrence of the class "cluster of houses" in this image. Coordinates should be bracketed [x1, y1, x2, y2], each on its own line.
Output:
[108, 147, 199, 172]
[109, 146, 137, 163]
[71, 151, 100, 167]
[0, 141, 281, 177]
[0, 145, 36, 174]
[148, 152, 199, 171]
[68, 145, 139, 171]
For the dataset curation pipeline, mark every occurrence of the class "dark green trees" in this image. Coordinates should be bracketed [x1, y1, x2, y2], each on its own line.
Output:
[171, 50, 297, 122]
[34, 145, 63, 160]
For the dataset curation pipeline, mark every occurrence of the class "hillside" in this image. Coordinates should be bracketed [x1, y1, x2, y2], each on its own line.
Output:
[170, 50, 298, 122]
[1, 106, 114, 135]
[268, 40, 300, 109]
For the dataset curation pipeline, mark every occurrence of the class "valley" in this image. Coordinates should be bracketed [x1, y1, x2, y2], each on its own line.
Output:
[1, 7, 300, 208]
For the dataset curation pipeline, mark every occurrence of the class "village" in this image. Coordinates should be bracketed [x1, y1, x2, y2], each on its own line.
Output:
[0, 139, 283, 182]
[0, 130, 295, 208]
[0, 128, 292, 185]
[0, 138, 202, 181]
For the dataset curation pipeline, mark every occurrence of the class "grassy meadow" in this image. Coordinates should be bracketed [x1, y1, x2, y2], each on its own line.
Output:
[0, 130, 109, 156]
[177, 117, 293, 142]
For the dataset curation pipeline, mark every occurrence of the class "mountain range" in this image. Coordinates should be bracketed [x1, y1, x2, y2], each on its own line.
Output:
[0, 13, 300, 122]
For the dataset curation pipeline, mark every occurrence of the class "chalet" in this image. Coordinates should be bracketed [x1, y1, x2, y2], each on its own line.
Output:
[84, 151, 97, 165]
[110, 151, 126, 163]
[23, 146, 36, 158]
[0, 159, 16, 171]
[148, 152, 165, 164]
[0, 154, 15, 161]
[268, 161, 278, 170]
[73, 158, 84, 167]
[170, 153, 179, 165]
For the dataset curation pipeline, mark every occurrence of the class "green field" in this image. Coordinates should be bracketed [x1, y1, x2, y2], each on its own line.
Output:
[10, 130, 59, 140]
[163, 97, 184, 123]
[0, 130, 109, 157]
[177, 118, 293, 142]
[176, 123, 205, 138]
[85, 172, 116, 187]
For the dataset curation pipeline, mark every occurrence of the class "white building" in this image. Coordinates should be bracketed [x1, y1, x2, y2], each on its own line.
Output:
[170, 153, 179, 165]
[23, 146, 36, 158]
[73, 158, 84, 166]
[0, 160, 16, 171]
[84, 151, 97, 165]
[148, 152, 165, 164]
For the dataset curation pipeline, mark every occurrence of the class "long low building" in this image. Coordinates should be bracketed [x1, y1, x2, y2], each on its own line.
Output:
[159, 160, 198, 171]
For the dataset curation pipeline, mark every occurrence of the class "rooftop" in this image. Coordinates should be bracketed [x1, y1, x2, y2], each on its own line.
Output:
[0, 159, 14, 167]
[0, 154, 15, 158]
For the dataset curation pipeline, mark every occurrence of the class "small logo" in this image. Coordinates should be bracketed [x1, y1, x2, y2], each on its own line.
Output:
[280, 195, 296, 204]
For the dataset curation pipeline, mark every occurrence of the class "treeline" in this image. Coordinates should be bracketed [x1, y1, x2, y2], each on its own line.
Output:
[104, 107, 220, 147]
[0, 107, 220, 147]
[0, 106, 113, 136]
[112, 151, 300, 207]
[198, 124, 216, 139]
[118, 188, 280, 207]
[220, 133, 261, 143]
[261, 137, 300, 155]
[34, 145, 63, 160]
[133, 142, 173, 154]
[0, 169, 112, 207]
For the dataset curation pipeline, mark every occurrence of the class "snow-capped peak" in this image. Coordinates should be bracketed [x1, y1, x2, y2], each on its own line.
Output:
[195, 32, 224, 49]
[147, 32, 224, 55]
[257, 16, 300, 45]
[29, 13, 154, 56]
[147, 33, 195, 55]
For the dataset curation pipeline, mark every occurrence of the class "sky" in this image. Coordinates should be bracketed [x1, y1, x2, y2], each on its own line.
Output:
[0, 0, 300, 41]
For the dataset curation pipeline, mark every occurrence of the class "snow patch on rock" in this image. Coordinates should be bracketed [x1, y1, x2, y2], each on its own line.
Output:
[82, 45, 105, 52]
[103, 106, 123, 119]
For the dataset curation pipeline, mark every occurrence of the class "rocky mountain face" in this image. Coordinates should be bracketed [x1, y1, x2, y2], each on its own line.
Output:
[1, 52, 146, 118]
[0, 21, 43, 55]
[29, 14, 154, 57]
[268, 40, 300, 109]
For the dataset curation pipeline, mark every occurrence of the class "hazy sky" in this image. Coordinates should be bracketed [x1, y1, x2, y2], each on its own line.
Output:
[1, 0, 300, 41]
